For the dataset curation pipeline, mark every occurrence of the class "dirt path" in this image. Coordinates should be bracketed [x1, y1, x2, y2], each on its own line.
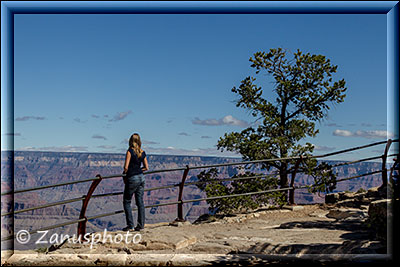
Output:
[2, 204, 387, 266]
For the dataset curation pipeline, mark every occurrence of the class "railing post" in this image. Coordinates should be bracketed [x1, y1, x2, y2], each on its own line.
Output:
[176, 165, 190, 222]
[382, 139, 393, 187]
[289, 156, 303, 205]
[77, 174, 102, 238]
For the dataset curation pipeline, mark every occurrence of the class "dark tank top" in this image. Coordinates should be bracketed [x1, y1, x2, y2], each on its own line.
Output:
[126, 148, 146, 177]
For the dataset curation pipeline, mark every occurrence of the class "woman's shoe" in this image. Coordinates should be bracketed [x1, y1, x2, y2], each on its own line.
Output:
[134, 226, 143, 232]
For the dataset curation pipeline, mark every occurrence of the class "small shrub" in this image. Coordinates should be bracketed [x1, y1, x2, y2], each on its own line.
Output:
[35, 247, 47, 253]
[356, 187, 366, 194]
[196, 168, 284, 215]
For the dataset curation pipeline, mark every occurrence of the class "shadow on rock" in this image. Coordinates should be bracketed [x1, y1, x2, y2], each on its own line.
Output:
[243, 240, 386, 255]
[278, 219, 368, 232]
[207, 253, 389, 266]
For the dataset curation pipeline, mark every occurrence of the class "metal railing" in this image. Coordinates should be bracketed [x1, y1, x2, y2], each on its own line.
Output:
[1, 139, 398, 242]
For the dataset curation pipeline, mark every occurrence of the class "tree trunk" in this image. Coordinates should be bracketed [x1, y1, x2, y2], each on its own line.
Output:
[279, 164, 289, 204]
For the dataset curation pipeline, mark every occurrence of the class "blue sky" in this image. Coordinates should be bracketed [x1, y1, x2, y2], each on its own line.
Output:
[8, 13, 394, 161]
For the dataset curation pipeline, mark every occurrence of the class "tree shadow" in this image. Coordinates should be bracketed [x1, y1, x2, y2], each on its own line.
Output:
[277, 219, 369, 233]
[243, 240, 386, 255]
[206, 252, 388, 266]
[207, 217, 388, 265]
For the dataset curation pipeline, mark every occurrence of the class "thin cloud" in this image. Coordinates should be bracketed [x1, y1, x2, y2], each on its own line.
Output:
[108, 111, 132, 122]
[312, 144, 335, 152]
[325, 123, 342, 127]
[92, 134, 107, 140]
[15, 116, 46, 121]
[142, 140, 159, 145]
[333, 129, 392, 139]
[201, 136, 212, 139]
[18, 145, 89, 152]
[91, 114, 100, 119]
[192, 115, 249, 127]
[333, 129, 353, 137]
[120, 139, 159, 145]
[178, 132, 190, 136]
[74, 118, 87, 123]
[361, 123, 372, 127]
[144, 146, 239, 157]
[355, 130, 391, 139]
[97, 145, 116, 150]
[192, 117, 220, 126]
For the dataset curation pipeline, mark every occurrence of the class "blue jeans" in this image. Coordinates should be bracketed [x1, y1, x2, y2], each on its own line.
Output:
[123, 174, 145, 229]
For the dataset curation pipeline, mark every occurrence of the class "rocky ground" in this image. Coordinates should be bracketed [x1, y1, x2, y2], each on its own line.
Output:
[1, 186, 396, 266]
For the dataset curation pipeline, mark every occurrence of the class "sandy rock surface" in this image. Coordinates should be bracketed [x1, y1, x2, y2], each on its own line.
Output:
[2, 204, 389, 266]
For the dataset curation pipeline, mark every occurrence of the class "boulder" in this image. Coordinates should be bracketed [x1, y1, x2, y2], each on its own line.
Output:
[169, 220, 191, 227]
[326, 208, 367, 221]
[282, 205, 304, 211]
[309, 210, 329, 218]
[367, 199, 392, 240]
[325, 193, 339, 204]
[336, 198, 364, 208]
[366, 185, 387, 199]
[338, 192, 356, 201]
[1, 250, 13, 265]
[193, 214, 217, 224]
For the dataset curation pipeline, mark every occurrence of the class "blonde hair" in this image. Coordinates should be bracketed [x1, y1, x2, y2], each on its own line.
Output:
[129, 133, 142, 158]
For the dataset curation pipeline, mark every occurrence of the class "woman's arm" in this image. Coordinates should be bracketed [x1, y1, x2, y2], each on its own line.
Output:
[123, 150, 131, 174]
[142, 157, 149, 172]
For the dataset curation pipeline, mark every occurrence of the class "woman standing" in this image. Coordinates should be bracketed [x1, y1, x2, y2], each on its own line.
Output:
[122, 133, 149, 231]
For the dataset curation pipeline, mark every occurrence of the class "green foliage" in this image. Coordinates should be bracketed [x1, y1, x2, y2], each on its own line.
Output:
[196, 168, 285, 214]
[303, 161, 337, 194]
[217, 48, 347, 200]
[35, 247, 48, 253]
[356, 187, 367, 194]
